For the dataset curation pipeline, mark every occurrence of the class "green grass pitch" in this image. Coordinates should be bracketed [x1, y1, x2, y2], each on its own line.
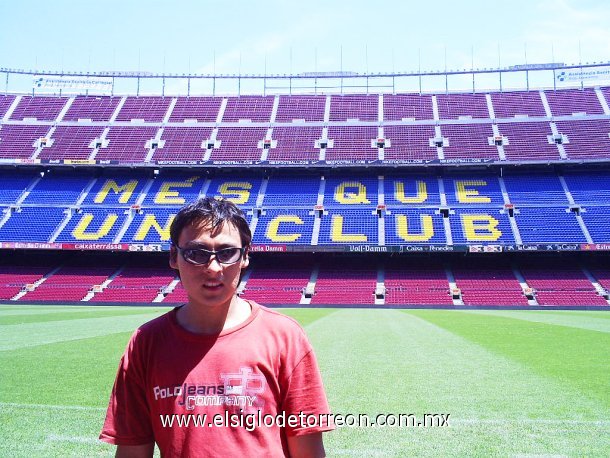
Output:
[1, 305, 609, 457]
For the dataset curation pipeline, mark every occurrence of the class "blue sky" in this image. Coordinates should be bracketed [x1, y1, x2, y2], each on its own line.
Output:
[1, 0, 609, 93]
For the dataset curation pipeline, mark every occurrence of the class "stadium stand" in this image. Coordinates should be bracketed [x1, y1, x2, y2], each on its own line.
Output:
[92, 262, 175, 303]
[22, 173, 92, 205]
[489, 90, 546, 118]
[81, 172, 148, 206]
[62, 96, 121, 122]
[267, 126, 322, 161]
[1, 170, 610, 249]
[383, 125, 438, 161]
[1, 89, 609, 165]
[212, 127, 268, 161]
[0, 207, 66, 241]
[163, 281, 189, 304]
[222, 96, 274, 122]
[10, 96, 67, 121]
[275, 95, 326, 122]
[207, 176, 262, 209]
[329, 94, 378, 121]
[452, 258, 529, 306]
[169, 97, 222, 122]
[55, 208, 127, 244]
[440, 123, 500, 160]
[95, 126, 158, 162]
[115, 96, 172, 122]
[383, 258, 453, 305]
[310, 258, 378, 304]
[254, 208, 315, 245]
[579, 206, 610, 243]
[325, 126, 379, 161]
[520, 263, 609, 306]
[544, 88, 605, 116]
[20, 262, 118, 302]
[240, 255, 314, 304]
[383, 93, 434, 121]
[0, 265, 52, 300]
[1, 84, 610, 307]
[261, 175, 320, 207]
[555, 119, 610, 160]
[0, 95, 16, 118]
[562, 171, 610, 204]
[153, 126, 213, 162]
[436, 92, 490, 119]
[0, 125, 51, 159]
[515, 207, 587, 244]
[0, 170, 37, 204]
[499, 122, 561, 161]
[502, 172, 569, 205]
[38, 125, 104, 161]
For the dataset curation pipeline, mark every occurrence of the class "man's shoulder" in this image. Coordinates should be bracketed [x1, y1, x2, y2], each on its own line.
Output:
[131, 308, 175, 339]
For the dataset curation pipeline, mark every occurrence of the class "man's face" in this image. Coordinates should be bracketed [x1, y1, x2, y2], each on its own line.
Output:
[170, 220, 249, 310]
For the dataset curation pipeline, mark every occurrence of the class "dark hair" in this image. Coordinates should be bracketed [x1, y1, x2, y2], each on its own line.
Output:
[170, 197, 252, 248]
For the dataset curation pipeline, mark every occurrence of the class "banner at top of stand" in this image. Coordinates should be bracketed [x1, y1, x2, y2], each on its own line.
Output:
[32, 75, 113, 93]
[555, 65, 610, 84]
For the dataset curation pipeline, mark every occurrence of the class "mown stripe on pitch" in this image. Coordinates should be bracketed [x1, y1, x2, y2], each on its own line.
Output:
[0, 402, 105, 411]
[0, 308, 168, 326]
[458, 309, 610, 333]
[304, 309, 609, 456]
[408, 310, 610, 407]
[0, 312, 166, 351]
[281, 307, 340, 328]
[0, 305, 163, 316]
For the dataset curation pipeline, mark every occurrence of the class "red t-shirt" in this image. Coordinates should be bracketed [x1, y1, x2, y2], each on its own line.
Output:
[100, 301, 333, 456]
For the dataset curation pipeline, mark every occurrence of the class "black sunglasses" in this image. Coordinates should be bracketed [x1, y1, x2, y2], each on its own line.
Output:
[175, 245, 246, 265]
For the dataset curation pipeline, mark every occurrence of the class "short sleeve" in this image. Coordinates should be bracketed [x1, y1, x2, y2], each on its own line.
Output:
[282, 348, 334, 436]
[99, 332, 154, 446]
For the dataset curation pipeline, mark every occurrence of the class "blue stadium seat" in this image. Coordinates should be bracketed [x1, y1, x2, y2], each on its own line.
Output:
[323, 177, 378, 208]
[384, 176, 441, 207]
[0, 172, 36, 205]
[503, 173, 568, 205]
[444, 175, 504, 207]
[206, 176, 262, 209]
[451, 208, 514, 244]
[82, 175, 148, 206]
[263, 176, 320, 208]
[385, 209, 446, 245]
[55, 208, 127, 243]
[254, 208, 314, 245]
[515, 207, 586, 243]
[318, 209, 378, 245]
[580, 206, 610, 243]
[562, 171, 610, 205]
[121, 208, 177, 244]
[23, 175, 92, 205]
[140, 174, 206, 207]
[0, 207, 65, 242]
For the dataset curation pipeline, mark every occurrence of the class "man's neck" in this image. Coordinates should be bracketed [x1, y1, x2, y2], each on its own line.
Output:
[177, 296, 252, 335]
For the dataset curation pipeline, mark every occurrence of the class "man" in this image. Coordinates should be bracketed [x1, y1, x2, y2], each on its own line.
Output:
[100, 197, 333, 457]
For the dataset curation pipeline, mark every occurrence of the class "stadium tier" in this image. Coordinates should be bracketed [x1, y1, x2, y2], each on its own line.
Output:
[0, 265, 53, 300]
[2, 252, 607, 306]
[0, 87, 608, 165]
[1, 84, 610, 307]
[0, 125, 51, 159]
[62, 95, 121, 122]
[275, 95, 326, 122]
[9, 95, 68, 121]
[0, 95, 17, 118]
[1, 171, 610, 247]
